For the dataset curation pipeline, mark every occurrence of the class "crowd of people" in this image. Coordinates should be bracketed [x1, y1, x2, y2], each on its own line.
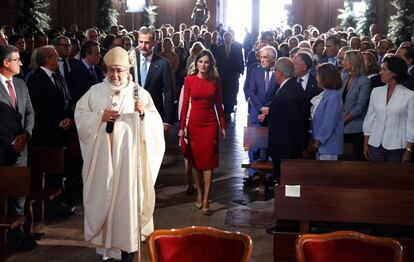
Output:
[1, 20, 413, 261]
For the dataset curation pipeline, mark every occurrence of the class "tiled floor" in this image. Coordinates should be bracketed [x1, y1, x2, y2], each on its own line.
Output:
[7, 89, 275, 262]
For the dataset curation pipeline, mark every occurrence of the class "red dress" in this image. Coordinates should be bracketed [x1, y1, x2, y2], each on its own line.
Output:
[179, 75, 225, 169]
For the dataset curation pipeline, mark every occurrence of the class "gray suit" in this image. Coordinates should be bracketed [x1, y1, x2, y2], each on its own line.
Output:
[0, 77, 35, 166]
[340, 75, 371, 134]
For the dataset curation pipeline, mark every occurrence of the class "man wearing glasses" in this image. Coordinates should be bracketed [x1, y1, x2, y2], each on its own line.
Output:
[75, 47, 164, 261]
[0, 44, 35, 249]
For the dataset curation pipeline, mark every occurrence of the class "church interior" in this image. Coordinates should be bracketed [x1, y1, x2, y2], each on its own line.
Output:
[0, 0, 414, 261]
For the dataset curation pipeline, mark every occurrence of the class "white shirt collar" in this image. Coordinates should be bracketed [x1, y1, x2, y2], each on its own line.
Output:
[82, 59, 93, 69]
[408, 65, 414, 74]
[141, 52, 153, 63]
[298, 71, 310, 90]
[40, 66, 55, 78]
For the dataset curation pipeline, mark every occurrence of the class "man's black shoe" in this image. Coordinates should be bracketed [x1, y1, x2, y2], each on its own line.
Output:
[18, 238, 37, 251]
[121, 251, 134, 262]
[266, 225, 279, 234]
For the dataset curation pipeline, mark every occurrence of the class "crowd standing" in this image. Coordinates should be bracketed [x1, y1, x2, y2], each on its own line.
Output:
[1, 20, 414, 260]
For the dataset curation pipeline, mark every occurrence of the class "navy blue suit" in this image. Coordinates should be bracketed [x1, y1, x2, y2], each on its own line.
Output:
[135, 52, 174, 125]
[268, 78, 307, 182]
[67, 61, 105, 103]
[248, 67, 278, 126]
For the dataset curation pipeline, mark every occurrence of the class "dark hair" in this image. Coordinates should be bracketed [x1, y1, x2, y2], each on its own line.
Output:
[0, 44, 19, 68]
[296, 52, 313, 70]
[382, 55, 409, 84]
[138, 26, 156, 41]
[80, 40, 99, 59]
[317, 62, 342, 90]
[188, 49, 220, 83]
[7, 34, 24, 46]
[325, 35, 341, 46]
[399, 46, 414, 63]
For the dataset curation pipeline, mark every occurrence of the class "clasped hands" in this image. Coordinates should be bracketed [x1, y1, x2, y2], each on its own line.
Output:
[258, 106, 269, 123]
[102, 100, 144, 122]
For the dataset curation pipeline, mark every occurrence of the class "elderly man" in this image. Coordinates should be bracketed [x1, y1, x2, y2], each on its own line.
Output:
[268, 58, 307, 184]
[75, 47, 164, 261]
[27, 46, 74, 146]
[0, 44, 35, 249]
[244, 46, 278, 183]
[53, 35, 78, 81]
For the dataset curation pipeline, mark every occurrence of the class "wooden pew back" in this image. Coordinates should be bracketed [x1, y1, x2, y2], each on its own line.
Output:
[281, 160, 414, 190]
[0, 166, 31, 197]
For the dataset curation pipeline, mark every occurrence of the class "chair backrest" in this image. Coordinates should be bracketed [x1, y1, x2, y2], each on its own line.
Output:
[296, 231, 403, 262]
[148, 226, 253, 262]
[0, 166, 31, 197]
[243, 126, 268, 149]
[28, 147, 65, 174]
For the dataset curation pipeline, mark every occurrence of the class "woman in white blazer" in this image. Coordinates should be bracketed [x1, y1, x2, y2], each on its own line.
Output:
[363, 55, 414, 162]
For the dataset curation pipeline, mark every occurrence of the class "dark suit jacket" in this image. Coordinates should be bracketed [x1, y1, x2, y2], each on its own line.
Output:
[369, 74, 384, 89]
[268, 78, 307, 159]
[0, 77, 35, 165]
[68, 61, 105, 103]
[405, 66, 414, 91]
[301, 73, 322, 102]
[27, 68, 74, 146]
[135, 51, 174, 125]
[216, 42, 244, 78]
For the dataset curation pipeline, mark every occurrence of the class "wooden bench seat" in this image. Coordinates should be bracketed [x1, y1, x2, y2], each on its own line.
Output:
[0, 166, 31, 260]
[273, 160, 414, 262]
[241, 126, 273, 200]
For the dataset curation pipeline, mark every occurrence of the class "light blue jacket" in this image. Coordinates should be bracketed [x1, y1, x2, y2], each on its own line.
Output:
[312, 89, 344, 155]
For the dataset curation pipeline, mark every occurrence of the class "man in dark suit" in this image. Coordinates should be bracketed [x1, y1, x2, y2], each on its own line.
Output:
[267, 58, 307, 184]
[68, 40, 104, 103]
[134, 26, 174, 132]
[216, 31, 244, 114]
[318, 35, 341, 66]
[293, 52, 322, 102]
[27, 46, 74, 146]
[396, 46, 414, 91]
[0, 44, 35, 249]
[52, 36, 78, 81]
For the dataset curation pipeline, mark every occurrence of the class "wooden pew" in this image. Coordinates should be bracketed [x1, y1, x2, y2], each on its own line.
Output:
[241, 126, 273, 200]
[28, 147, 65, 225]
[273, 160, 414, 262]
[0, 166, 31, 260]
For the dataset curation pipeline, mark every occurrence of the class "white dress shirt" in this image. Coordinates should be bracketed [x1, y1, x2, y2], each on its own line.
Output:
[298, 71, 310, 91]
[363, 84, 414, 150]
[40, 66, 56, 85]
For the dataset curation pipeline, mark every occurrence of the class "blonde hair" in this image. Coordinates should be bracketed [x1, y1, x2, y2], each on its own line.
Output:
[345, 50, 366, 76]
[362, 51, 378, 75]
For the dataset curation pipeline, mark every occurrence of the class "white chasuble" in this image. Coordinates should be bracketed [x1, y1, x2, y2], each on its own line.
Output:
[74, 79, 165, 257]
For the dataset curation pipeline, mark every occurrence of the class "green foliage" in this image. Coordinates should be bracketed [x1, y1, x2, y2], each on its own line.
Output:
[337, 0, 357, 30]
[141, 0, 158, 27]
[97, 0, 119, 32]
[356, 0, 376, 36]
[388, 0, 414, 45]
[16, 0, 51, 34]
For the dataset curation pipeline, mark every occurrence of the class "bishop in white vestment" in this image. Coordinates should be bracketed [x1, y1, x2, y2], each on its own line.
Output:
[74, 47, 165, 260]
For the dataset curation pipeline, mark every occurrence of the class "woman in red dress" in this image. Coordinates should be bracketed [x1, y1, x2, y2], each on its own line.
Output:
[178, 49, 226, 214]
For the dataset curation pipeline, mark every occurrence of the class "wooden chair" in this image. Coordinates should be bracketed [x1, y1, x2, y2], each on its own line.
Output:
[148, 226, 253, 262]
[28, 147, 65, 224]
[296, 231, 403, 262]
[241, 126, 272, 200]
[0, 166, 31, 260]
